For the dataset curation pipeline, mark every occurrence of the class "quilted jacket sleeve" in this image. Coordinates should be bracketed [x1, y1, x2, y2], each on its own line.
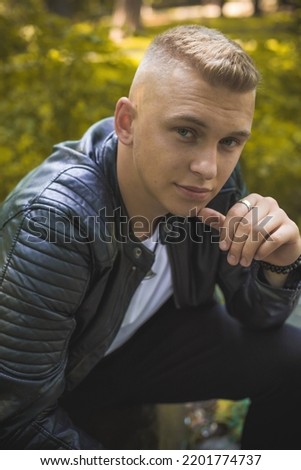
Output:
[0, 208, 102, 449]
[217, 250, 301, 329]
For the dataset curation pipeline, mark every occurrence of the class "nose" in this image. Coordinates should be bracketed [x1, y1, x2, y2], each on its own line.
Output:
[189, 145, 218, 180]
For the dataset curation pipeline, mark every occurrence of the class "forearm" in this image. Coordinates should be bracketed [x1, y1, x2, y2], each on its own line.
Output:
[262, 269, 288, 288]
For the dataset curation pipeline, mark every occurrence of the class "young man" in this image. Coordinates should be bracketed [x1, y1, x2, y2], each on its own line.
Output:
[1, 25, 301, 450]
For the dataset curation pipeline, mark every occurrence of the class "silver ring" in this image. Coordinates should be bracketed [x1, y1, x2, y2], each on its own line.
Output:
[238, 199, 253, 212]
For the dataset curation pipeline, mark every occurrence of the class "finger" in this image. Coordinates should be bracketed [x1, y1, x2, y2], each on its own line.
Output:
[254, 219, 300, 265]
[220, 194, 262, 252]
[224, 197, 278, 265]
[198, 207, 226, 232]
[235, 211, 284, 267]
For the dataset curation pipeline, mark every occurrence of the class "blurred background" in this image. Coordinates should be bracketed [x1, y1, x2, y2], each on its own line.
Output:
[0, 0, 300, 226]
[0, 0, 300, 449]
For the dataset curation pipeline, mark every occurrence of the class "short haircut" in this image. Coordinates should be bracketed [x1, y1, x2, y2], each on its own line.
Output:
[134, 25, 260, 93]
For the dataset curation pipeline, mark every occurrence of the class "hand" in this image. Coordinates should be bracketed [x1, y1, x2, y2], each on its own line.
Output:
[199, 193, 301, 269]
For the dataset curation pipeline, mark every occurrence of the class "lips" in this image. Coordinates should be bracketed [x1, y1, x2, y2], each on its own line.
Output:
[179, 185, 211, 193]
[175, 183, 213, 201]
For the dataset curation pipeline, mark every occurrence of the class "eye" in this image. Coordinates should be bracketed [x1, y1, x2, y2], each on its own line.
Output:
[176, 128, 194, 139]
[220, 137, 240, 149]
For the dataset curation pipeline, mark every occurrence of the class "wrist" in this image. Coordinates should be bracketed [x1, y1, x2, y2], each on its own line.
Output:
[256, 254, 301, 288]
[262, 269, 289, 288]
[259, 254, 301, 275]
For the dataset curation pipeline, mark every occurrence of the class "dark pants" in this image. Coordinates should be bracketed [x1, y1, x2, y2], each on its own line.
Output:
[63, 298, 301, 449]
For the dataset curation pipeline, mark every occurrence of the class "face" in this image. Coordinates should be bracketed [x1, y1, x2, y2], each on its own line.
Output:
[116, 66, 255, 223]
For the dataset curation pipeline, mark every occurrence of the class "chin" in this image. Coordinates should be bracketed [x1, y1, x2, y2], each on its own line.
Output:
[169, 206, 203, 218]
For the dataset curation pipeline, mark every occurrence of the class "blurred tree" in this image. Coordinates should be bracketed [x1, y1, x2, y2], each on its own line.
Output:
[44, 0, 78, 16]
[0, 1, 300, 224]
[110, 0, 143, 40]
[151, 0, 207, 7]
[253, 0, 261, 15]
[0, 1, 136, 201]
[278, 0, 301, 9]
[43, 0, 112, 18]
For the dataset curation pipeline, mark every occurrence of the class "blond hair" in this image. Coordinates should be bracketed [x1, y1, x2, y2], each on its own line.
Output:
[132, 25, 260, 93]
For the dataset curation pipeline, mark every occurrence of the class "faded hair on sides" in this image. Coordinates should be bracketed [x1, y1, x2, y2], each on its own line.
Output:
[136, 25, 260, 93]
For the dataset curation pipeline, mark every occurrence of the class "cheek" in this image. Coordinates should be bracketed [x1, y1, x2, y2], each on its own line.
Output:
[133, 130, 184, 180]
[217, 156, 240, 181]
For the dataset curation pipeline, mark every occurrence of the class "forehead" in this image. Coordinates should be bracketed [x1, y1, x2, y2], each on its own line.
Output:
[141, 66, 255, 131]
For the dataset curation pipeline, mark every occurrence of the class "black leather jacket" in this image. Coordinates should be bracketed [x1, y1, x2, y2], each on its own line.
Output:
[1, 118, 300, 449]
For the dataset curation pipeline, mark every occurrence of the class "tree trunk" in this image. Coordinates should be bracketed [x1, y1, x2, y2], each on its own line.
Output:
[110, 0, 143, 40]
[253, 0, 261, 15]
[44, 0, 74, 17]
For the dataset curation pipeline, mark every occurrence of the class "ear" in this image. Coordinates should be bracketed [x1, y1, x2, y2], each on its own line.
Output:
[114, 97, 135, 146]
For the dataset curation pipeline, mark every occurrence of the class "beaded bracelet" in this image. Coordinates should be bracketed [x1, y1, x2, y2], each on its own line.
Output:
[259, 254, 301, 275]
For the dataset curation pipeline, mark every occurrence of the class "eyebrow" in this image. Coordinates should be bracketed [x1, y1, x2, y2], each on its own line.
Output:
[167, 114, 251, 138]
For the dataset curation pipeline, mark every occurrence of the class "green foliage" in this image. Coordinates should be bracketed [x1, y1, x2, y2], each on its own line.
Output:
[1, 3, 300, 228]
[215, 399, 250, 443]
[240, 20, 301, 226]
[0, 0, 136, 200]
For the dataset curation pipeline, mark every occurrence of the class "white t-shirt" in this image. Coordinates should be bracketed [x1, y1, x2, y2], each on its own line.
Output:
[106, 227, 173, 355]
